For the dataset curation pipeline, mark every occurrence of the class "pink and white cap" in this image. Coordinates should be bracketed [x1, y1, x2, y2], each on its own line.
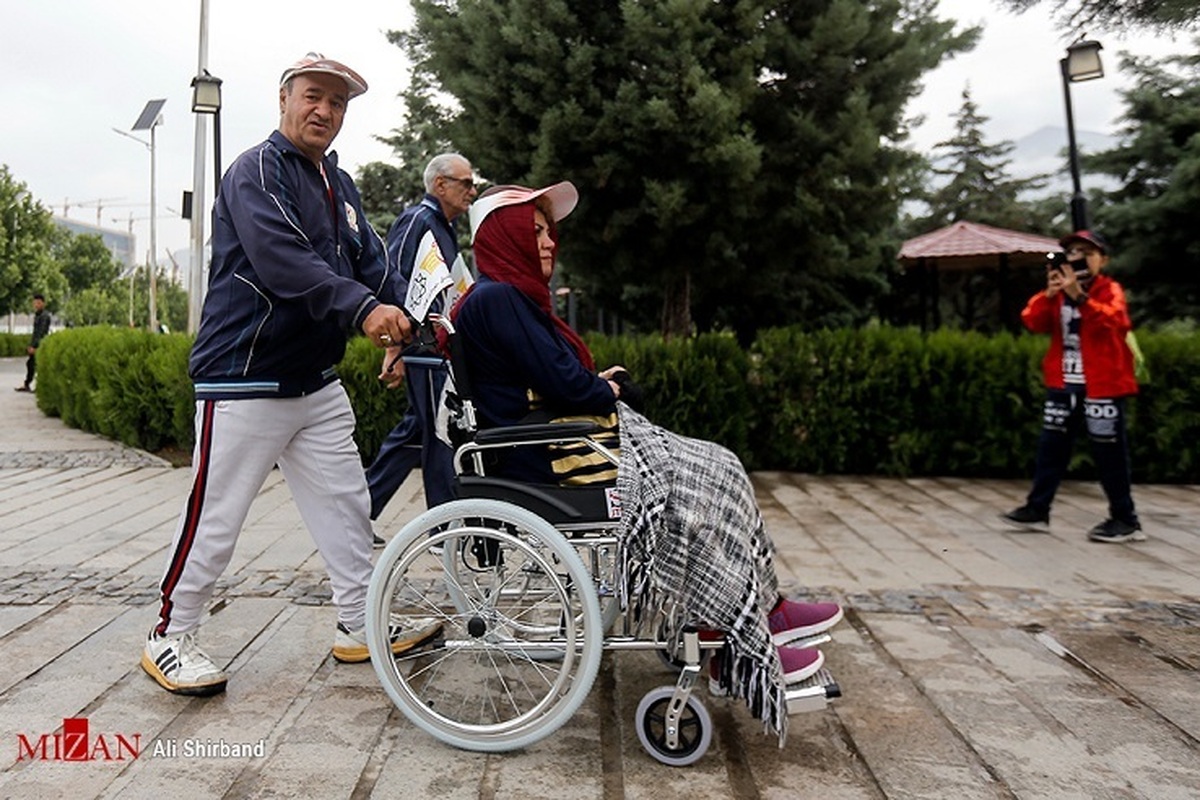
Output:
[279, 52, 368, 99]
[468, 181, 579, 243]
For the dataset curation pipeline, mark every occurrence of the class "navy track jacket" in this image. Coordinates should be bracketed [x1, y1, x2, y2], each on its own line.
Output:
[190, 130, 402, 400]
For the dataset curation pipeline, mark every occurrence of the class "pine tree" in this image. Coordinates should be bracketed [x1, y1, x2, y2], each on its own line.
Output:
[997, 1, 1200, 32]
[385, 0, 977, 338]
[895, 89, 1051, 332]
[1085, 46, 1200, 324]
[917, 87, 1047, 231]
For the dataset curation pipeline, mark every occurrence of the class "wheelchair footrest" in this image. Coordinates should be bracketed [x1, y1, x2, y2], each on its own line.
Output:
[785, 668, 841, 715]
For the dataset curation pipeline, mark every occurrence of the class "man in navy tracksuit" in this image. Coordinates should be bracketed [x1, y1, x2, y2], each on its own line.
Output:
[365, 154, 476, 536]
[141, 53, 439, 697]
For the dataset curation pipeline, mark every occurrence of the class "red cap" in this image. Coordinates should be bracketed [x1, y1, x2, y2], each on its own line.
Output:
[1059, 230, 1109, 254]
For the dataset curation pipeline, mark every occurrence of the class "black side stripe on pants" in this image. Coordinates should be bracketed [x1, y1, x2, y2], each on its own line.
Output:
[155, 400, 216, 636]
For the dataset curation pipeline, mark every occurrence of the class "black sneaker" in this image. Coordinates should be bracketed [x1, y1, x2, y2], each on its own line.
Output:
[1000, 504, 1049, 531]
[372, 534, 386, 549]
[1088, 518, 1146, 543]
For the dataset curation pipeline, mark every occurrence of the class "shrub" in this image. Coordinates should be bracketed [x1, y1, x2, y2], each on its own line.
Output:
[23, 325, 1200, 483]
[589, 332, 753, 459]
[341, 336, 410, 462]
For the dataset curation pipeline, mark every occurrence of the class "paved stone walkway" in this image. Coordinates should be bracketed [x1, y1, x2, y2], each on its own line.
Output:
[1, 357, 1197, 799]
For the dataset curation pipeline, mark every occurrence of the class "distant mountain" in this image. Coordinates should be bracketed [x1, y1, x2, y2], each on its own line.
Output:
[1009, 125, 1117, 193]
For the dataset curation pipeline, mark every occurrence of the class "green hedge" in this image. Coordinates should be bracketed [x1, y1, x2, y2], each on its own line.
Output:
[35, 327, 194, 452]
[26, 325, 1200, 483]
[1129, 332, 1200, 482]
[1, 332, 33, 357]
[748, 327, 1044, 476]
[589, 332, 752, 457]
[338, 338, 410, 459]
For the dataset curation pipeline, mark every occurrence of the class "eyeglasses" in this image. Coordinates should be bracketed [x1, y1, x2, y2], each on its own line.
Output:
[442, 175, 475, 190]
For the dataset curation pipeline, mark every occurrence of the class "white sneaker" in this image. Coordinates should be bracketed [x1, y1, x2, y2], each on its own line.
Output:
[332, 616, 443, 663]
[141, 630, 229, 696]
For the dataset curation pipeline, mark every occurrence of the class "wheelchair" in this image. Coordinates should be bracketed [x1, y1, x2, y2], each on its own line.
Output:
[365, 315, 840, 766]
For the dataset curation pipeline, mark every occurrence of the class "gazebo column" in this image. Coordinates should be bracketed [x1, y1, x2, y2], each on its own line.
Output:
[917, 257, 928, 331]
[930, 262, 941, 329]
[998, 253, 1014, 332]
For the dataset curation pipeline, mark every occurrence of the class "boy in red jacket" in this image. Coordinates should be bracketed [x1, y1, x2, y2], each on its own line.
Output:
[1002, 230, 1143, 543]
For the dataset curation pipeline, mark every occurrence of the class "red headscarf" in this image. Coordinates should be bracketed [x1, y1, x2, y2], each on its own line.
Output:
[456, 200, 595, 370]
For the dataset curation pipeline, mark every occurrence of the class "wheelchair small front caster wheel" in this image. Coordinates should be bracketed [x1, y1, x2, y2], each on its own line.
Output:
[635, 686, 712, 766]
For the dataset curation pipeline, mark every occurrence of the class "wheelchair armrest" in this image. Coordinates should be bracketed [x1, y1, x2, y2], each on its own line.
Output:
[474, 421, 601, 445]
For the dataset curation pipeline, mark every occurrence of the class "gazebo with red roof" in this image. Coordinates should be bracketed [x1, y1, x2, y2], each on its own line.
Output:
[897, 220, 1060, 331]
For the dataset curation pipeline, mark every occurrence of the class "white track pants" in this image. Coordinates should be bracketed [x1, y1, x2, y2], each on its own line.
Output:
[154, 381, 374, 636]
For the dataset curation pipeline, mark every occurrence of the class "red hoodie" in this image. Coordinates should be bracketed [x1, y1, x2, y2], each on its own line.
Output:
[1020, 273, 1138, 398]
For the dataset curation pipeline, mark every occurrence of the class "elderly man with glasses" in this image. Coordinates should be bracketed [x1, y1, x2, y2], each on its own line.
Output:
[365, 154, 478, 542]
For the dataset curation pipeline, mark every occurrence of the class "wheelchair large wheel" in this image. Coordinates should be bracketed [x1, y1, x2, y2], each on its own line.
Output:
[440, 520, 622, 637]
[367, 499, 604, 753]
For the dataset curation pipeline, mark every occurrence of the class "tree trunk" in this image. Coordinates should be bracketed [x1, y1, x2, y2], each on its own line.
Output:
[660, 271, 692, 339]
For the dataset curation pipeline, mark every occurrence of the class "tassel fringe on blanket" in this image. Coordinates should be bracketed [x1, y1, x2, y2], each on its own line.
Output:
[614, 403, 788, 743]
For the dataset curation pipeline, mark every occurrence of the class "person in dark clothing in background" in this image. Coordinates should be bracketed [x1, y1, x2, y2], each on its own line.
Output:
[365, 153, 476, 545]
[15, 293, 50, 392]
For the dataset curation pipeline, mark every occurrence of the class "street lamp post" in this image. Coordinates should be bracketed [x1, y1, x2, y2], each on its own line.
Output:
[192, 72, 223, 186]
[1059, 37, 1104, 231]
[132, 100, 166, 331]
[189, 70, 222, 334]
[188, 0, 215, 335]
[114, 98, 166, 332]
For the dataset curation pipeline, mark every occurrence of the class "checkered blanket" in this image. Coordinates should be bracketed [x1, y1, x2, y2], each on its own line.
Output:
[615, 404, 787, 741]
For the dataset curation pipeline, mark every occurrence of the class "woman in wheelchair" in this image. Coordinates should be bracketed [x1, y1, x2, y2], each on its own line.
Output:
[449, 181, 842, 732]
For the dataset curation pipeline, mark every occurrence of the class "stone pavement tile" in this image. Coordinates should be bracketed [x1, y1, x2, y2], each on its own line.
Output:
[2, 355, 1199, 798]
[867, 613, 1164, 799]
[0, 603, 124, 696]
[97, 601, 321, 799]
[0, 606, 147, 747]
[222, 684, 392, 797]
[1058, 626, 1200, 741]
[0, 604, 50, 638]
[820, 620, 1008, 799]
[961, 625, 1200, 799]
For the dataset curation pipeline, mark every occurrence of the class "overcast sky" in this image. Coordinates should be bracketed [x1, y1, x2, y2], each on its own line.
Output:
[1, 1, 1186, 261]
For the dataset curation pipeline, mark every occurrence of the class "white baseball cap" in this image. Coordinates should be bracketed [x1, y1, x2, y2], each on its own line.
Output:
[279, 52, 368, 99]
[468, 181, 579, 243]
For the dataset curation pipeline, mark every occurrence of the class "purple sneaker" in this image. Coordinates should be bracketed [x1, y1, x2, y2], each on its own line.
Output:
[709, 645, 826, 694]
[768, 600, 843, 646]
[778, 645, 825, 684]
